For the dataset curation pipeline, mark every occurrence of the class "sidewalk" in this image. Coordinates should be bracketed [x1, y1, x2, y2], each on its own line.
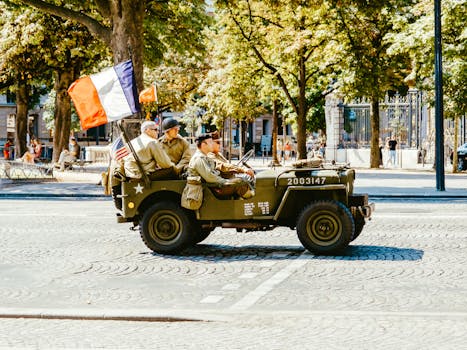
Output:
[0, 158, 465, 198]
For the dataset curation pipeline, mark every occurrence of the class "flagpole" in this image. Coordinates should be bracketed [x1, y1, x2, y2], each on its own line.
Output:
[117, 120, 150, 186]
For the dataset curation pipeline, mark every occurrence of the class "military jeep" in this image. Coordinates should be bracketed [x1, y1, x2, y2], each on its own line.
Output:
[114, 151, 374, 255]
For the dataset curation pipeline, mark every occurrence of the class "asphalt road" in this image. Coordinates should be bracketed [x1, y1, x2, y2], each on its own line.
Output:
[1, 199, 467, 349]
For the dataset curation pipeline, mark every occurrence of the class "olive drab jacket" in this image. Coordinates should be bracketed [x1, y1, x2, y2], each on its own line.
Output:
[207, 152, 247, 175]
[188, 149, 227, 185]
[158, 134, 192, 175]
[124, 133, 174, 179]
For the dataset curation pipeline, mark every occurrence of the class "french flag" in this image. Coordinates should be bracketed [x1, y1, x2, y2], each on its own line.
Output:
[68, 60, 140, 130]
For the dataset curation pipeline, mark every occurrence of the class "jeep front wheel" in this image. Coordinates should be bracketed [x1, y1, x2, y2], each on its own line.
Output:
[296, 201, 354, 255]
[140, 202, 193, 254]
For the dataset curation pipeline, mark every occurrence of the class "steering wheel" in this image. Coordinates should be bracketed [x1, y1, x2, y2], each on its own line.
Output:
[236, 149, 255, 169]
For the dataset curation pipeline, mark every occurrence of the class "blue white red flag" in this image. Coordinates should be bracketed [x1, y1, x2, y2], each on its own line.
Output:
[111, 136, 130, 161]
[68, 60, 141, 130]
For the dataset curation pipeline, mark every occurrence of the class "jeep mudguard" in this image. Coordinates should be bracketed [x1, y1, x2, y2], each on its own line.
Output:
[273, 185, 348, 222]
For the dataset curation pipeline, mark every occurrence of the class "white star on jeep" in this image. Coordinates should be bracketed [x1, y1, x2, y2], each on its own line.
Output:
[134, 183, 144, 194]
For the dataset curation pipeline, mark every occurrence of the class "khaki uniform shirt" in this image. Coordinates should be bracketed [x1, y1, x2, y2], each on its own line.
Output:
[188, 149, 227, 185]
[124, 133, 174, 179]
[158, 134, 192, 174]
[207, 152, 246, 174]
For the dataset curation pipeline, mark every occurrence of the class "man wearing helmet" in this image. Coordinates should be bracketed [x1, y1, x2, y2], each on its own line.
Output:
[158, 117, 192, 177]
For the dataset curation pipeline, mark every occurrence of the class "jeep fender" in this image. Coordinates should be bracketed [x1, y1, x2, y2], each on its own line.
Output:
[273, 185, 348, 221]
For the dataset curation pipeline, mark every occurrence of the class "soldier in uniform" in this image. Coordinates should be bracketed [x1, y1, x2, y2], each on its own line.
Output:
[188, 133, 254, 199]
[124, 121, 176, 180]
[158, 118, 192, 177]
[208, 131, 255, 188]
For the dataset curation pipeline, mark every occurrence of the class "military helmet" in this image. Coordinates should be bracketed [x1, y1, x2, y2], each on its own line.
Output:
[161, 118, 179, 132]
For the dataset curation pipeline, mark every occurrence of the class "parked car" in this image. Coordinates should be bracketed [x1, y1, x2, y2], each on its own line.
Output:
[457, 143, 467, 171]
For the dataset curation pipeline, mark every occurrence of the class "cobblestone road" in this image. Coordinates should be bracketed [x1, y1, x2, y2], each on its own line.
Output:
[1, 199, 467, 349]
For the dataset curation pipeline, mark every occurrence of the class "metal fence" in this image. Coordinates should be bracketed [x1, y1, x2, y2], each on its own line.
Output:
[343, 90, 431, 149]
[342, 90, 466, 159]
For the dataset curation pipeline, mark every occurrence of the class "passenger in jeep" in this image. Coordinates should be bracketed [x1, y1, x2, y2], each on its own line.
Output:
[208, 131, 255, 188]
[188, 133, 254, 199]
[158, 118, 192, 177]
[123, 121, 176, 180]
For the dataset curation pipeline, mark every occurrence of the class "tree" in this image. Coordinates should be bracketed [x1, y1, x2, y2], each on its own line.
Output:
[13, 0, 209, 93]
[6, 0, 209, 142]
[216, 0, 339, 159]
[143, 48, 210, 116]
[36, 16, 105, 161]
[0, 4, 52, 157]
[0, 2, 107, 161]
[330, 0, 412, 168]
[389, 0, 466, 171]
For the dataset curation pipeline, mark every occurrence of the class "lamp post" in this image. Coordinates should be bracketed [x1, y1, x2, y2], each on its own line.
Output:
[434, 0, 445, 190]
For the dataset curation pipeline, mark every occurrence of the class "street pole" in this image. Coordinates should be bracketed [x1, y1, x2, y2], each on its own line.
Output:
[434, 0, 445, 191]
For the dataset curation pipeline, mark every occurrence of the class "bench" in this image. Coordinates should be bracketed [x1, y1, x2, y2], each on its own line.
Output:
[0, 160, 54, 180]
[62, 159, 93, 172]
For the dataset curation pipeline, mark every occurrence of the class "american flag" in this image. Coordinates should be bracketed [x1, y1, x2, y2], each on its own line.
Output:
[111, 136, 130, 161]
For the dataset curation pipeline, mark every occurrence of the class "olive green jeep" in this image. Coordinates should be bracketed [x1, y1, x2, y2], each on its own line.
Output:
[114, 151, 374, 255]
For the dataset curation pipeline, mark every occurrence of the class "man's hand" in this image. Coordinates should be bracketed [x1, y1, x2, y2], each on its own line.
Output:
[244, 169, 255, 177]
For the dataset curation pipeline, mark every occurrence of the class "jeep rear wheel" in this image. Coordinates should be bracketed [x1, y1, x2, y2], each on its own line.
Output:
[297, 201, 354, 255]
[140, 202, 193, 254]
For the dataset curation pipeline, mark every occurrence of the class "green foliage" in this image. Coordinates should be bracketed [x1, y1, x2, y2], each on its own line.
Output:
[143, 48, 209, 113]
[206, 0, 338, 137]
[144, 0, 210, 67]
[0, 4, 51, 89]
[196, 16, 267, 126]
[389, 0, 466, 118]
[329, 0, 412, 100]
[42, 90, 81, 131]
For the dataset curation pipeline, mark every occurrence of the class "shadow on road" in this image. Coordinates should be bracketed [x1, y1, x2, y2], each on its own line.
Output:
[147, 244, 423, 262]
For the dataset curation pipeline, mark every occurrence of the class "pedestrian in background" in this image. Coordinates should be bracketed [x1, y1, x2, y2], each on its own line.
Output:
[379, 138, 384, 167]
[3, 139, 13, 160]
[20, 138, 41, 164]
[276, 139, 283, 162]
[284, 141, 292, 160]
[55, 137, 80, 171]
[386, 135, 398, 168]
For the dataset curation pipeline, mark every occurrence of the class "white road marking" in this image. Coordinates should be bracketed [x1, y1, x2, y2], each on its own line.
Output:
[200, 295, 224, 304]
[239, 272, 258, 279]
[222, 283, 242, 291]
[229, 252, 311, 311]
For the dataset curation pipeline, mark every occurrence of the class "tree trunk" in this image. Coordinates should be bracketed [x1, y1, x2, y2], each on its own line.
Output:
[271, 99, 280, 165]
[15, 80, 29, 159]
[370, 97, 381, 168]
[109, 0, 144, 92]
[53, 69, 75, 162]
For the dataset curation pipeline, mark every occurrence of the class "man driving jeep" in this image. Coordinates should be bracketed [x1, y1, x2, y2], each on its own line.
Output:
[188, 133, 254, 199]
[207, 131, 255, 188]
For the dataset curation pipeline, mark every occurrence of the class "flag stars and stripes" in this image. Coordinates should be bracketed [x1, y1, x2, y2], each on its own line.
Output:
[111, 136, 130, 161]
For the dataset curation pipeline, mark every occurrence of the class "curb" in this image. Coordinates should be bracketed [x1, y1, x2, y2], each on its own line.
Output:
[0, 308, 228, 323]
[0, 193, 110, 199]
